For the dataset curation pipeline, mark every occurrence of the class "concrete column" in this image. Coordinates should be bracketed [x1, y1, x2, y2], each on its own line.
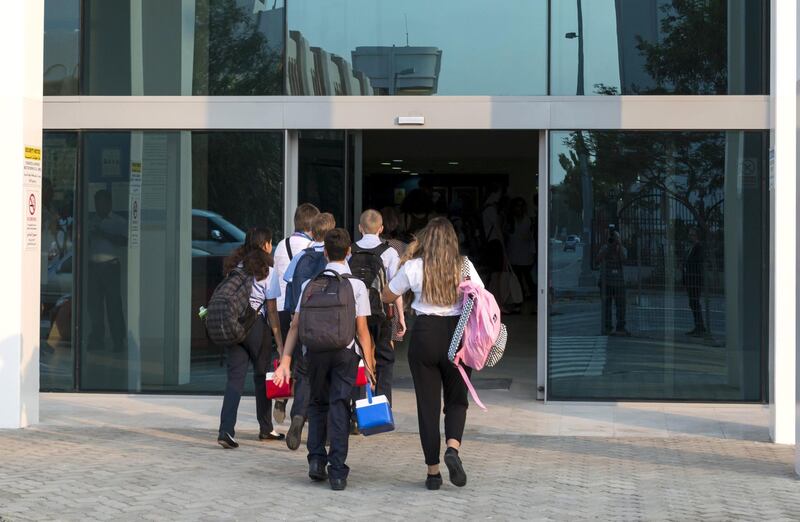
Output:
[0, 1, 43, 428]
[769, 0, 797, 446]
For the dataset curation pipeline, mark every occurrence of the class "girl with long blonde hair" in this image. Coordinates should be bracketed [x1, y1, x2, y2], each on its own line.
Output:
[382, 217, 484, 490]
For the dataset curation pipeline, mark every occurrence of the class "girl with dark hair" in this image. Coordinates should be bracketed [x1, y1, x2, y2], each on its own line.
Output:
[217, 228, 286, 449]
[381, 217, 484, 490]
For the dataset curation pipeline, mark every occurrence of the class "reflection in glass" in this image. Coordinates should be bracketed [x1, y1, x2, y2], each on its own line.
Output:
[548, 131, 767, 400]
[78, 131, 283, 392]
[287, 0, 547, 95]
[298, 131, 347, 227]
[550, 0, 767, 95]
[44, 0, 80, 95]
[81, 0, 284, 95]
[40, 133, 78, 390]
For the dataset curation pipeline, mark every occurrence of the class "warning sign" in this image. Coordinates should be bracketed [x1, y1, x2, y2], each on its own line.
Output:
[23, 145, 42, 252]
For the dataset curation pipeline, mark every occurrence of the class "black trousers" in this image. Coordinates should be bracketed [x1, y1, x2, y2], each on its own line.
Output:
[511, 264, 535, 298]
[408, 315, 470, 466]
[370, 316, 395, 404]
[602, 284, 627, 331]
[687, 285, 705, 330]
[87, 259, 126, 352]
[279, 310, 311, 419]
[218, 318, 273, 437]
[306, 348, 359, 480]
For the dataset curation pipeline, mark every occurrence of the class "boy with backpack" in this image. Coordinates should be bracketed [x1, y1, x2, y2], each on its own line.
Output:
[273, 228, 375, 491]
[281, 212, 336, 450]
[271, 203, 319, 423]
[350, 210, 406, 405]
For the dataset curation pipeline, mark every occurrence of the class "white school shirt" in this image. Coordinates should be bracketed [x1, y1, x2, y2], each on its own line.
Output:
[250, 267, 281, 316]
[273, 232, 312, 311]
[388, 258, 484, 316]
[355, 233, 400, 280]
[296, 261, 370, 350]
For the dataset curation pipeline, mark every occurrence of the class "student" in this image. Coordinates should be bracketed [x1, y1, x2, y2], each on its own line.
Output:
[218, 228, 285, 448]
[273, 229, 375, 491]
[381, 217, 483, 490]
[351, 209, 406, 405]
[271, 203, 319, 422]
[281, 212, 336, 450]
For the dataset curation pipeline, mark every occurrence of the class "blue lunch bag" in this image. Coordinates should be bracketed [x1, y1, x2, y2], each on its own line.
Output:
[355, 385, 395, 436]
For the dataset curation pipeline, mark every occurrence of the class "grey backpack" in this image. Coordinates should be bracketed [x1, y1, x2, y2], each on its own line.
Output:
[206, 268, 254, 346]
[298, 270, 357, 352]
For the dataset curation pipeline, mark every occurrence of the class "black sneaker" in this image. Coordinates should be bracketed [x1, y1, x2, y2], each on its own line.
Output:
[425, 473, 443, 490]
[217, 432, 239, 449]
[308, 460, 328, 482]
[286, 415, 305, 451]
[259, 430, 285, 441]
[273, 399, 287, 424]
[330, 478, 347, 491]
[444, 447, 467, 487]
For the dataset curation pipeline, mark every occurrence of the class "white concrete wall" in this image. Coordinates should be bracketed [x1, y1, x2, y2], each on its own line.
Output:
[0, 0, 43, 428]
[769, 0, 797, 446]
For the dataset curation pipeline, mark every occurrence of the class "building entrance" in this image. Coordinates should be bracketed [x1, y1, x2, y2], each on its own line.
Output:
[358, 130, 540, 395]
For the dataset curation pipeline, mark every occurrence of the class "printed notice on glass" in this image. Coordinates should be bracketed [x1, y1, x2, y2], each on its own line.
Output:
[23, 146, 42, 251]
[129, 163, 142, 249]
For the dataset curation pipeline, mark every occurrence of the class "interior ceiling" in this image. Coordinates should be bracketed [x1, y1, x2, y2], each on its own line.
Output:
[363, 130, 539, 176]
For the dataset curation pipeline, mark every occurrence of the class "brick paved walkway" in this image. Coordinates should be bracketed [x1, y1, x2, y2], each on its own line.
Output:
[0, 394, 798, 521]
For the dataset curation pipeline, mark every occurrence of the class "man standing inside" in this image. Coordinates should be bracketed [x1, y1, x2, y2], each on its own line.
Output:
[597, 228, 629, 336]
[683, 227, 705, 337]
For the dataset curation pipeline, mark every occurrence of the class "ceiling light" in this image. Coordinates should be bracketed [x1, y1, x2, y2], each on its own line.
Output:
[410, 172, 419, 176]
[401, 170, 410, 173]
[392, 159, 403, 163]
[381, 162, 391, 166]
[448, 161, 459, 166]
[391, 166, 402, 170]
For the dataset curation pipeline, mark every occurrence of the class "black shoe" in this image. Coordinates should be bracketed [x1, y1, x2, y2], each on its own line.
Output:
[259, 430, 285, 441]
[273, 400, 286, 424]
[217, 432, 239, 449]
[330, 478, 347, 491]
[308, 460, 328, 482]
[286, 415, 305, 451]
[425, 473, 443, 490]
[444, 448, 467, 487]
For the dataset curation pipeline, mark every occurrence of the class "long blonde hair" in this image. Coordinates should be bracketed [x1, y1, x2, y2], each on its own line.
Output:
[401, 217, 461, 306]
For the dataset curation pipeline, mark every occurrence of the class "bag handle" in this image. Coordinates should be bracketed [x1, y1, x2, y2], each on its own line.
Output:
[365, 383, 374, 404]
[458, 365, 487, 411]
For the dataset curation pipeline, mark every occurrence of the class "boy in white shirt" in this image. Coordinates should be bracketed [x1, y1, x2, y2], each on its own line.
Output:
[274, 229, 375, 491]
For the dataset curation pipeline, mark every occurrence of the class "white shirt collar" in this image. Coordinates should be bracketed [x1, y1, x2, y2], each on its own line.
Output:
[358, 234, 382, 247]
[325, 261, 351, 275]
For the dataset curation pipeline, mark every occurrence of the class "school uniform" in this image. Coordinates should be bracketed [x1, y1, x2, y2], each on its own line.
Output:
[354, 233, 400, 403]
[296, 262, 370, 480]
[282, 241, 325, 421]
[273, 232, 313, 334]
[218, 268, 281, 439]
[388, 258, 483, 466]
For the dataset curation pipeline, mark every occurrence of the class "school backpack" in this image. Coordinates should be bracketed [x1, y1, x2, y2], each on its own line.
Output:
[284, 247, 327, 312]
[298, 270, 357, 352]
[349, 243, 391, 319]
[206, 268, 255, 346]
[448, 259, 508, 411]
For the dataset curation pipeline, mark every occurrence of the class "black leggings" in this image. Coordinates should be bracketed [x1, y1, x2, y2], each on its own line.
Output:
[408, 315, 470, 466]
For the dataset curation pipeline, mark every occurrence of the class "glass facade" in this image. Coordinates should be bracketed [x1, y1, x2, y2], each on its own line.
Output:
[548, 130, 767, 400]
[43, 0, 80, 95]
[286, 0, 547, 95]
[40, 133, 78, 391]
[39, 131, 283, 393]
[550, 0, 768, 95]
[79, 0, 284, 95]
[298, 131, 348, 227]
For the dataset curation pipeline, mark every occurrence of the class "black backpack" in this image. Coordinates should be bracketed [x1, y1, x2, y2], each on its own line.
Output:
[284, 247, 327, 313]
[349, 243, 391, 319]
[206, 268, 256, 346]
[298, 270, 357, 352]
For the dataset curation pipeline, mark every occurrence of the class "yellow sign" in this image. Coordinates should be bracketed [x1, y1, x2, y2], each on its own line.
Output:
[24, 147, 41, 161]
[131, 162, 142, 173]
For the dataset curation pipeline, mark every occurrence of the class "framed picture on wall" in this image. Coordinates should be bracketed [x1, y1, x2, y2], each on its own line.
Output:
[452, 186, 479, 213]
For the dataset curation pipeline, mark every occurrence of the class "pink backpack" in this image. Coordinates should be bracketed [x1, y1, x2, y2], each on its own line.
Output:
[448, 261, 508, 410]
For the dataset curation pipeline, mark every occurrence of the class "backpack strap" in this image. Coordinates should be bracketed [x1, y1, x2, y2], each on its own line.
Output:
[286, 238, 294, 260]
[352, 241, 391, 257]
[457, 364, 487, 411]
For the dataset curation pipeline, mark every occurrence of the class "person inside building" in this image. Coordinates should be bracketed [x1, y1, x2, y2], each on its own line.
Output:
[683, 226, 706, 337]
[598, 227, 630, 336]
